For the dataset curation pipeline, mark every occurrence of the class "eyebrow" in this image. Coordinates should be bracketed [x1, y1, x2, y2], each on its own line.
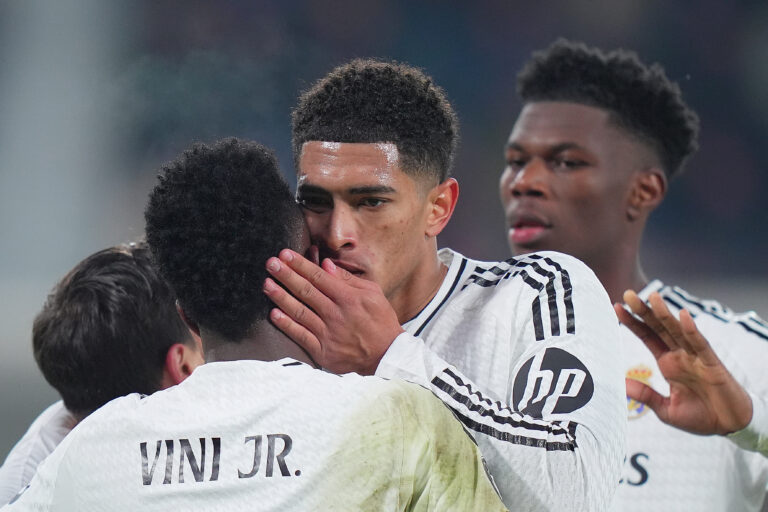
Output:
[297, 184, 396, 195]
[505, 141, 587, 153]
[348, 185, 396, 195]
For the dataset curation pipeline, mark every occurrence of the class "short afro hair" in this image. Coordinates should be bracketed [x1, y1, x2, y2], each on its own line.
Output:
[292, 58, 459, 184]
[517, 39, 699, 178]
[33, 241, 191, 417]
[145, 138, 303, 342]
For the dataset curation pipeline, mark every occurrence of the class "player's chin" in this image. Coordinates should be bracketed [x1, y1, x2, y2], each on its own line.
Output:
[508, 233, 550, 256]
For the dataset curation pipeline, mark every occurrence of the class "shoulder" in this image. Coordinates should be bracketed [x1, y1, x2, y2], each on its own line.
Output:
[9, 401, 74, 448]
[655, 282, 768, 344]
[456, 251, 611, 324]
[351, 378, 460, 433]
[0, 401, 75, 503]
[458, 250, 603, 296]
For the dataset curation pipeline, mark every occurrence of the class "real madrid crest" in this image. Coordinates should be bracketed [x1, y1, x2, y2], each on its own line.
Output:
[626, 364, 652, 420]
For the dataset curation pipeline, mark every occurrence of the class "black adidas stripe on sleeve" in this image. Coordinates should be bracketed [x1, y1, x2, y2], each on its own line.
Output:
[431, 368, 578, 451]
[462, 255, 575, 342]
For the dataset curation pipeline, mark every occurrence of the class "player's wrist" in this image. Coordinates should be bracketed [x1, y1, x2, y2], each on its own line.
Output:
[724, 388, 753, 435]
[362, 327, 405, 375]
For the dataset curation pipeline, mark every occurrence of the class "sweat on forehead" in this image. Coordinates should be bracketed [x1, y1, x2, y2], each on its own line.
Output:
[300, 142, 399, 165]
[296, 141, 444, 196]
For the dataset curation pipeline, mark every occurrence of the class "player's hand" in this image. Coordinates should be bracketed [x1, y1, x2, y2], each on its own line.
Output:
[615, 290, 753, 435]
[263, 249, 404, 375]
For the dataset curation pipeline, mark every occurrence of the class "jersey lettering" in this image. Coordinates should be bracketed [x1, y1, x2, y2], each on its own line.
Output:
[239, 434, 294, 478]
[140, 434, 295, 486]
[619, 452, 649, 486]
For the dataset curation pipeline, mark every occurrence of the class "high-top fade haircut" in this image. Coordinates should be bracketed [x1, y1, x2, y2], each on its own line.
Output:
[145, 138, 303, 342]
[33, 241, 192, 417]
[292, 58, 459, 184]
[517, 39, 700, 178]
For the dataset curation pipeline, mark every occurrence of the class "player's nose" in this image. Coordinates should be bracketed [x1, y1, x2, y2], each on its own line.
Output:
[510, 158, 549, 198]
[325, 204, 357, 251]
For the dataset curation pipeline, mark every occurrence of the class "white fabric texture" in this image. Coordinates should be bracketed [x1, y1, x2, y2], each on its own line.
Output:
[3, 359, 506, 512]
[0, 401, 76, 505]
[377, 248, 627, 511]
[614, 279, 768, 512]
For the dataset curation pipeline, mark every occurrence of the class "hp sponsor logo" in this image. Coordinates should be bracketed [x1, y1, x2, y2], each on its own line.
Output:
[512, 348, 594, 417]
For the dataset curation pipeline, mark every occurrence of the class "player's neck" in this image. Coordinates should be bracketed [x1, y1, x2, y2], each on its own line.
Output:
[590, 244, 649, 304]
[389, 246, 449, 324]
[201, 323, 317, 367]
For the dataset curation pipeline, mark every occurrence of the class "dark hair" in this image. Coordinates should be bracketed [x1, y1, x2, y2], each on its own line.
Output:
[144, 138, 302, 342]
[517, 39, 700, 177]
[292, 58, 459, 184]
[32, 241, 192, 417]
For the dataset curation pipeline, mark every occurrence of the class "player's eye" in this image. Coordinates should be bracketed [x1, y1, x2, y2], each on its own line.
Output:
[505, 153, 528, 171]
[296, 195, 332, 213]
[358, 197, 387, 209]
[552, 157, 587, 170]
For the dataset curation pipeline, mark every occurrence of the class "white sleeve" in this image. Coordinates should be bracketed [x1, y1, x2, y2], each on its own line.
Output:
[0, 425, 77, 511]
[727, 391, 768, 457]
[0, 402, 74, 506]
[376, 262, 627, 511]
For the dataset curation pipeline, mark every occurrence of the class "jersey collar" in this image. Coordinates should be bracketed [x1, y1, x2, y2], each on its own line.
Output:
[402, 248, 469, 336]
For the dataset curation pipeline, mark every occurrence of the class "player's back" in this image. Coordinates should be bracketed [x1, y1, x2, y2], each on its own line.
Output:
[6, 359, 506, 512]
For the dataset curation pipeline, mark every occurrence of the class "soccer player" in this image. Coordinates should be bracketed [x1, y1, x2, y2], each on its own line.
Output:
[0, 241, 203, 505]
[4, 139, 506, 511]
[262, 59, 627, 510]
[498, 39, 768, 511]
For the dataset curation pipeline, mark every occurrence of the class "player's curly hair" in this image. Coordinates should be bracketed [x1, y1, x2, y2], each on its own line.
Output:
[292, 58, 459, 184]
[518, 39, 699, 177]
[145, 138, 302, 342]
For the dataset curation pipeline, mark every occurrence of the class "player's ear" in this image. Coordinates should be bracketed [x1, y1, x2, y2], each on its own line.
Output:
[425, 178, 459, 238]
[627, 168, 666, 221]
[160, 339, 204, 388]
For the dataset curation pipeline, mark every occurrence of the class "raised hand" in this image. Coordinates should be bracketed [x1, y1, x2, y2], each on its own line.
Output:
[616, 290, 752, 436]
[263, 249, 404, 375]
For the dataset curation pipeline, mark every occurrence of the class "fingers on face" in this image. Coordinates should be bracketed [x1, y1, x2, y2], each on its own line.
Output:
[308, 245, 320, 265]
[322, 258, 354, 282]
[263, 277, 325, 334]
[267, 256, 335, 314]
[269, 307, 322, 359]
[276, 249, 340, 297]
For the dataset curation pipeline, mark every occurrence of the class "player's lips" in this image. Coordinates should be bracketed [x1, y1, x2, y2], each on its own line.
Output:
[330, 259, 365, 276]
[507, 213, 552, 246]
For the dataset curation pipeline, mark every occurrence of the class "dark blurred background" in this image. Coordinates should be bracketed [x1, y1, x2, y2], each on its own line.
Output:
[1, 0, 767, 458]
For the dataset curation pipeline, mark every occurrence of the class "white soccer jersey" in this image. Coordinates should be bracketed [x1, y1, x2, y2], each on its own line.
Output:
[614, 280, 768, 512]
[3, 359, 506, 512]
[0, 402, 76, 505]
[376, 248, 627, 511]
